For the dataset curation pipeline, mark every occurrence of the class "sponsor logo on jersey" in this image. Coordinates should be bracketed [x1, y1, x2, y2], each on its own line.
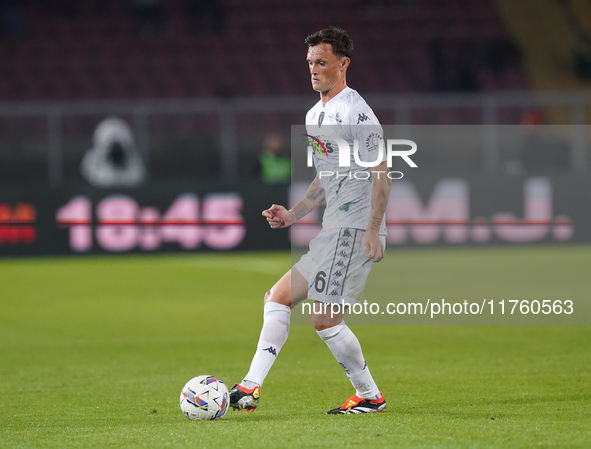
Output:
[303, 134, 328, 157]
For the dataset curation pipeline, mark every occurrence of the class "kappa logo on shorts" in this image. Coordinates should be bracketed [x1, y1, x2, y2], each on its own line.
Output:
[338, 362, 350, 374]
[324, 228, 358, 298]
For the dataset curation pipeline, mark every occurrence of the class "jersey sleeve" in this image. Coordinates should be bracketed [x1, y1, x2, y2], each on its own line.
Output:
[346, 102, 385, 165]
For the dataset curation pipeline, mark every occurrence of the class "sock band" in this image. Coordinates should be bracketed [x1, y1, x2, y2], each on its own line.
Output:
[316, 321, 345, 341]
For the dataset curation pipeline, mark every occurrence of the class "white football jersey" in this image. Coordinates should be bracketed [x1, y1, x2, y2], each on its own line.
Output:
[305, 87, 386, 235]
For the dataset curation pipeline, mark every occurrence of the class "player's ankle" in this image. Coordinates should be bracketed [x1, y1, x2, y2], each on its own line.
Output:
[241, 380, 260, 390]
[357, 391, 383, 401]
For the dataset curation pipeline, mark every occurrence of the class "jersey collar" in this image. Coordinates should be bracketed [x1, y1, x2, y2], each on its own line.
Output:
[321, 86, 351, 108]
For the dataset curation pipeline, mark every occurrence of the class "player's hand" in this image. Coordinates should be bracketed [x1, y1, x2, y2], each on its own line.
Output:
[262, 204, 292, 229]
[363, 230, 384, 262]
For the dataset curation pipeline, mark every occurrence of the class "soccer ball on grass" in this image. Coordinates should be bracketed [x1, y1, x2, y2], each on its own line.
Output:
[179, 375, 229, 420]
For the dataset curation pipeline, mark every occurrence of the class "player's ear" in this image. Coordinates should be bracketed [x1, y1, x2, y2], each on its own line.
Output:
[340, 57, 350, 71]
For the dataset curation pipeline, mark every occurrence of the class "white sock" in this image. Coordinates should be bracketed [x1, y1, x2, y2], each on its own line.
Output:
[242, 302, 290, 387]
[317, 321, 381, 400]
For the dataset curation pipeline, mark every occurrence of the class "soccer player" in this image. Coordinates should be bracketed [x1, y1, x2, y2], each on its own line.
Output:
[229, 26, 391, 414]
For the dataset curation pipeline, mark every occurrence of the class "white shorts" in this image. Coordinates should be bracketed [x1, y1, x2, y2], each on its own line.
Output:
[293, 227, 386, 304]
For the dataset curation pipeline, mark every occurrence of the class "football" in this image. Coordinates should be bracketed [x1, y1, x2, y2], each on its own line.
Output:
[179, 375, 230, 421]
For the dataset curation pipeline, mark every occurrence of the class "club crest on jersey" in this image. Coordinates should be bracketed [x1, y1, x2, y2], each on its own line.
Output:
[318, 112, 325, 127]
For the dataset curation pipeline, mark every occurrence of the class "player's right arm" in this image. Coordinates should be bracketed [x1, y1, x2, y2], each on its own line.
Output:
[262, 176, 325, 229]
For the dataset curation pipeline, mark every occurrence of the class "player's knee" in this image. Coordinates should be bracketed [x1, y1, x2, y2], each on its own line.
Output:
[313, 320, 343, 332]
[311, 314, 342, 331]
[264, 289, 291, 307]
[313, 322, 333, 332]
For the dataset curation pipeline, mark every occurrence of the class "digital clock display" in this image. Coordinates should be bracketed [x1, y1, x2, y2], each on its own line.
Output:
[56, 193, 246, 252]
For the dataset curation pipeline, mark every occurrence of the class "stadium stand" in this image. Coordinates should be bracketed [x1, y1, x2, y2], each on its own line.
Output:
[0, 0, 528, 101]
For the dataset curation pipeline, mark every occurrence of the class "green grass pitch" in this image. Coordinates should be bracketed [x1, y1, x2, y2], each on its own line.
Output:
[1, 246, 590, 448]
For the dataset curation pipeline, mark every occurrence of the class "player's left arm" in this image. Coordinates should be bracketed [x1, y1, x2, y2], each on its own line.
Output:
[364, 161, 391, 262]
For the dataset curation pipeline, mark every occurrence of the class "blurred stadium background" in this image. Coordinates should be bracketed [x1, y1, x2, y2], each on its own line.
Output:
[1, 0, 590, 255]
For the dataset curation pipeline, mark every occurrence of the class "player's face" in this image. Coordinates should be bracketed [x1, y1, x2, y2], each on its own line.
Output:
[307, 44, 349, 93]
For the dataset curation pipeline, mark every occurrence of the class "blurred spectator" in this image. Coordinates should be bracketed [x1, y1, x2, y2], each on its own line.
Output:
[128, 0, 168, 37]
[255, 133, 291, 184]
[181, 0, 226, 34]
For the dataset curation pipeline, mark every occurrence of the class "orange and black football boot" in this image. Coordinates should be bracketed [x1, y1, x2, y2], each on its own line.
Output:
[229, 383, 260, 411]
[326, 392, 386, 414]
